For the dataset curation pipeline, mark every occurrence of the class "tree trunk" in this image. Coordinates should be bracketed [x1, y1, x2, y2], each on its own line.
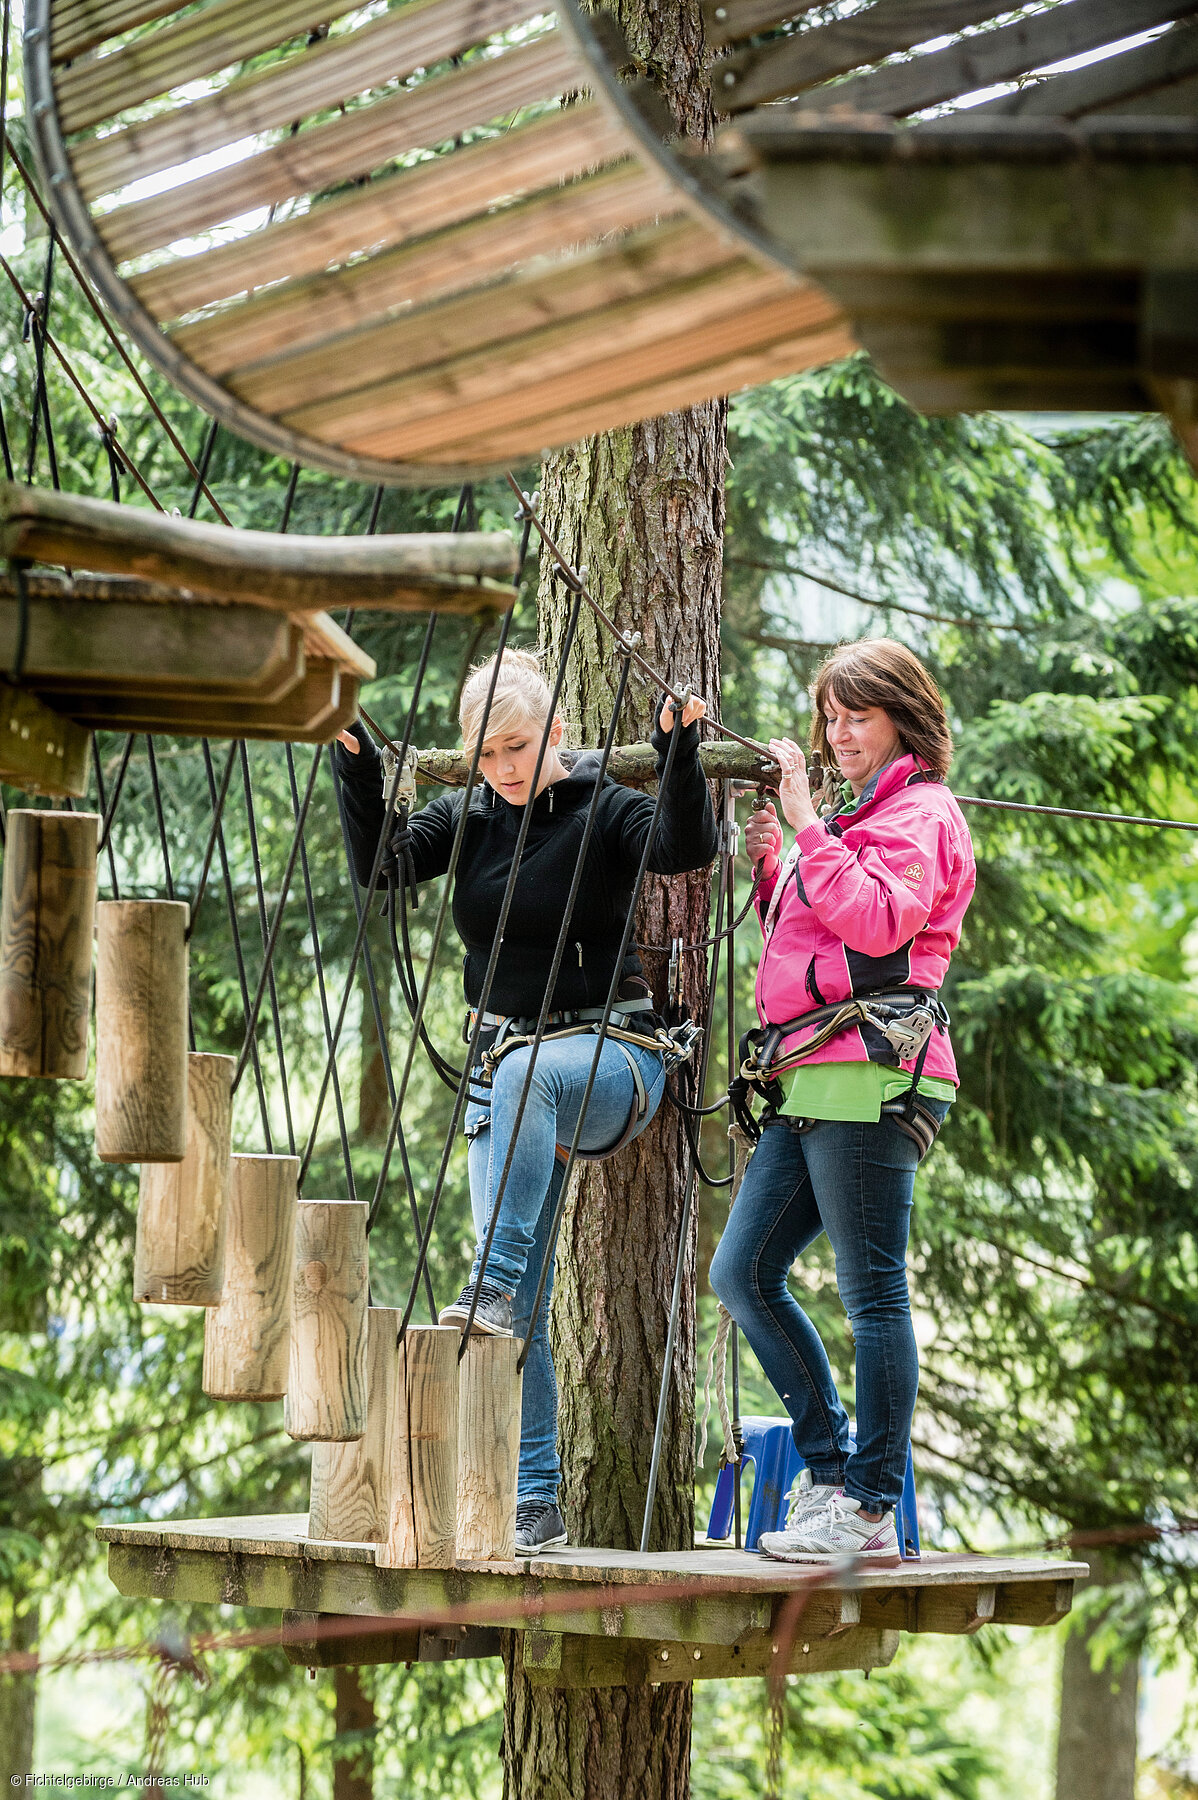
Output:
[0, 1600, 37, 1781]
[1054, 1554, 1140, 1800]
[332, 1666, 374, 1800]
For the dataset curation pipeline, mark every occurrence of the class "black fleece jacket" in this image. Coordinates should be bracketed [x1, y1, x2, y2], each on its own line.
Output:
[335, 716, 718, 1018]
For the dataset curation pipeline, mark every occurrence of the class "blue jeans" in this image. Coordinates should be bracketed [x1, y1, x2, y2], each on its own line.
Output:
[709, 1103, 949, 1515]
[465, 1034, 667, 1502]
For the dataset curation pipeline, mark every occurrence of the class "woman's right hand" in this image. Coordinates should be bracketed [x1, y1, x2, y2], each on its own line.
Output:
[337, 729, 360, 753]
[746, 802, 784, 875]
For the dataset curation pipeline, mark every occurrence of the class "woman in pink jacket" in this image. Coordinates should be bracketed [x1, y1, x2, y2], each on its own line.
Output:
[710, 639, 975, 1564]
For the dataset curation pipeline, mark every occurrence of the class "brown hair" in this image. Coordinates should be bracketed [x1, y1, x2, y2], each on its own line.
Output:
[810, 639, 952, 779]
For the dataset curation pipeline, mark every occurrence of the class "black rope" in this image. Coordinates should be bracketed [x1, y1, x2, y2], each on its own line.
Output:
[91, 738, 120, 895]
[639, 799, 731, 1552]
[97, 734, 136, 853]
[297, 610, 441, 1191]
[187, 420, 219, 519]
[202, 740, 272, 1149]
[513, 691, 691, 1374]
[236, 742, 298, 1153]
[394, 591, 583, 1339]
[145, 734, 196, 1053]
[24, 238, 60, 492]
[186, 740, 239, 941]
[462, 640, 638, 1350]
[9, 557, 31, 683]
[385, 882, 463, 1091]
[284, 743, 357, 1209]
[723, 781, 744, 1550]
[0, 1, 12, 487]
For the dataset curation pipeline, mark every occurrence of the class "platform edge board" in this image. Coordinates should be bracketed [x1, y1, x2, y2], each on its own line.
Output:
[103, 1543, 774, 1646]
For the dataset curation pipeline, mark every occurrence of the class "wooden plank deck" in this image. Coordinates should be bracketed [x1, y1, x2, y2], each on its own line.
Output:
[96, 1514, 1086, 1684]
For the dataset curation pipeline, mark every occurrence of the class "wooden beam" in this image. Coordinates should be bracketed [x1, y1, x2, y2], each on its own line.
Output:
[711, 0, 1010, 82]
[971, 17, 1198, 118]
[740, 145, 1198, 272]
[0, 484, 518, 610]
[0, 686, 90, 798]
[72, 0, 537, 197]
[858, 1582, 998, 1634]
[857, 317, 1140, 378]
[880, 371, 1153, 414]
[281, 1609, 503, 1668]
[520, 1623, 900, 1685]
[0, 594, 303, 697]
[56, 665, 360, 744]
[825, 269, 1138, 323]
[415, 740, 777, 788]
[739, 0, 1197, 118]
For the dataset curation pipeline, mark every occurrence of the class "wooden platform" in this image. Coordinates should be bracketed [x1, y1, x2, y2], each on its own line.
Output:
[96, 1514, 1087, 1686]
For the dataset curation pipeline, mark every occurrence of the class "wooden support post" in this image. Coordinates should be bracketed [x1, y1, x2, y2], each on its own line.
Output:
[456, 1334, 522, 1562]
[520, 1624, 901, 1685]
[285, 1200, 369, 1442]
[0, 809, 99, 1078]
[133, 1052, 233, 1305]
[94, 899, 189, 1162]
[378, 1325, 459, 1570]
[202, 1153, 298, 1401]
[309, 1306, 401, 1542]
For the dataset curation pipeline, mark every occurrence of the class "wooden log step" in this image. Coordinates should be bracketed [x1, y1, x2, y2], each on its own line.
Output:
[457, 1335, 522, 1562]
[761, 0, 1190, 119]
[0, 809, 99, 1080]
[51, 0, 192, 67]
[74, 0, 541, 199]
[189, 164, 673, 384]
[55, 0, 366, 134]
[420, 312, 853, 465]
[285, 1199, 369, 1443]
[379, 1326, 459, 1570]
[94, 32, 582, 249]
[319, 279, 840, 461]
[131, 104, 631, 321]
[203, 1153, 299, 1402]
[0, 481, 519, 609]
[233, 216, 730, 418]
[0, 593, 303, 697]
[309, 1307, 402, 1543]
[0, 686, 91, 798]
[94, 899, 190, 1163]
[59, 661, 352, 743]
[134, 1052, 234, 1306]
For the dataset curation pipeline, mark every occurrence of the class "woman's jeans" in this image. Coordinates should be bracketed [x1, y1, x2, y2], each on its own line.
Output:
[465, 1034, 666, 1502]
[709, 1101, 950, 1515]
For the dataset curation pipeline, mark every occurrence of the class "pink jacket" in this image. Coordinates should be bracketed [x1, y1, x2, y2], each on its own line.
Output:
[754, 753, 976, 1083]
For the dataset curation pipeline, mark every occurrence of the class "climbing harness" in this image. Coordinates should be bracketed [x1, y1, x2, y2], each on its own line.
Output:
[732, 988, 951, 1161]
[466, 999, 702, 1161]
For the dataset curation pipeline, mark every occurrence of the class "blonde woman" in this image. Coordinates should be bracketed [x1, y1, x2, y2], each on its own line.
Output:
[336, 649, 716, 1553]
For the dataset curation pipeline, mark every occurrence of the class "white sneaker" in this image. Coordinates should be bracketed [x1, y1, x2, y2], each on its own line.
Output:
[758, 1493, 902, 1565]
[757, 1469, 841, 1558]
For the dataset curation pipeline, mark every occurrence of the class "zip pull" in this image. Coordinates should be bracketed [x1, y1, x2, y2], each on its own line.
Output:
[576, 941, 583, 968]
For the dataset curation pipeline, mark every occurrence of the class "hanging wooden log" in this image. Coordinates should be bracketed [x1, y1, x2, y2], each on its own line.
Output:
[0, 687, 90, 798]
[284, 1199, 369, 1442]
[133, 1051, 233, 1305]
[309, 1305, 401, 1542]
[0, 808, 99, 1078]
[94, 899, 189, 1162]
[378, 1325, 459, 1570]
[202, 1152, 298, 1400]
[457, 1334, 522, 1562]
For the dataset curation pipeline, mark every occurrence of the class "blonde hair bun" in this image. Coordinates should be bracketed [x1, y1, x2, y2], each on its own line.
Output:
[459, 647, 560, 752]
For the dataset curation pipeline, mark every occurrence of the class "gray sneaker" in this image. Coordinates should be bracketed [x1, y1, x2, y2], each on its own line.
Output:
[515, 1499, 567, 1555]
[758, 1469, 842, 1556]
[760, 1493, 901, 1565]
[438, 1280, 512, 1336]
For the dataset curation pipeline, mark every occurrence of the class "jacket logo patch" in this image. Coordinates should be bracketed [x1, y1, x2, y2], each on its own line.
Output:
[902, 862, 925, 885]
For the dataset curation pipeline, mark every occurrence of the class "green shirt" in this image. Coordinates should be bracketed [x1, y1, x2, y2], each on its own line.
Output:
[778, 1061, 955, 1123]
[774, 767, 956, 1121]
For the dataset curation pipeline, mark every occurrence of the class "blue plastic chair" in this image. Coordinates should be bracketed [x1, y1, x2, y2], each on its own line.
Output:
[706, 1414, 920, 1559]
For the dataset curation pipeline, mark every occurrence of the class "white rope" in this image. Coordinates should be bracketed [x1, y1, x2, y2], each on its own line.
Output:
[696, 1121, 755, 1470]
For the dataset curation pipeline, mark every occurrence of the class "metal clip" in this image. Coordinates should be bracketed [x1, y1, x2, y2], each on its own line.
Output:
[382, 744, 418, 810]
[616, 630, 642, 659]
[513, 488, 541, 523]
[668, 935, 685, 1012]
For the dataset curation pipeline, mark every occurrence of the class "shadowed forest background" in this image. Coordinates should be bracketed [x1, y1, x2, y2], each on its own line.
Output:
[1, 79, 1198, 1798]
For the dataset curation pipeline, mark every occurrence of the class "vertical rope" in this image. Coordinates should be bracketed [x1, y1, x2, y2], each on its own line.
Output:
[202, 741, 272, 1149]
[237, 741, 297, 1154]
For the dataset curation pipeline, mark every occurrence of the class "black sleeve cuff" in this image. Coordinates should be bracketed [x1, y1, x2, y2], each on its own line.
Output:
[333, 718, 382, 782]
[650, 699, 701, 766]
